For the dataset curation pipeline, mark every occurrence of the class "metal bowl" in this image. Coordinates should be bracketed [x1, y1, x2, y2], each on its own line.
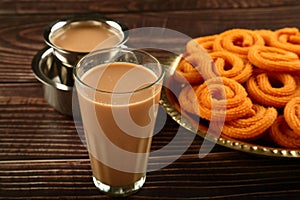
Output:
[32, 47, 73, 116]
[44, 13, 129, 68]
[32, 14, 129, 116]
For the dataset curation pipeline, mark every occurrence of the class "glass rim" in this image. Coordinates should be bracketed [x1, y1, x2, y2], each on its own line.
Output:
[73, 47, 165, 94]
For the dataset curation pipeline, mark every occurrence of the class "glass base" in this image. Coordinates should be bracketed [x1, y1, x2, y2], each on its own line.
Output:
[92, 175, 146, 197]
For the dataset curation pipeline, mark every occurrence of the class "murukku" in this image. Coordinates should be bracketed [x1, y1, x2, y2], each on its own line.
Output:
[210, 51, 252, 84]
[269, 27, 300, 56]
[222, 104, 277, 140]
[186, 34, 218, 53]
[174, 51, 217, 84]
[178, 86, 200, 116]
[246, 71, 300, 108]
[255, 29, 275, 46]
[213, 29, 265, 60]
[269, 116, 300, 149]
[284, 97, 300, 136]
[248, 45, 300, 72]
[174, 57, 204, 85]
[195, 77, 254, 121]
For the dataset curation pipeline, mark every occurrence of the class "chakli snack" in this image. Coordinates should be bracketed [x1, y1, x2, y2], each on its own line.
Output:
[269, 116, 300, 149]
[269, 27, 300, 56]
[213, 28, 265, 60]
[222, 104, 277, 140]
[170, 27, 300, 149]
[255, 29, 275, 45]
[246, 71, 300, 108]
[178, 86, 200, 116]
[190, 77, 254, 121]
[284, 97, 300, 136]
[210, 51, 252, 83]
[174, 56, 204, 85]
[186, 34, 218, 53]
[248, 45, 300, 72]
[175, 42, 217, 84]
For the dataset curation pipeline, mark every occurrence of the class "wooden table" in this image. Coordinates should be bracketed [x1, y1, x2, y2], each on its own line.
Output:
[1, 0, 300, 199]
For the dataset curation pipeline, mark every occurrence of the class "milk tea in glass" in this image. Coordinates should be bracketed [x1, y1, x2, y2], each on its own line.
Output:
[73, 47, 164, 196]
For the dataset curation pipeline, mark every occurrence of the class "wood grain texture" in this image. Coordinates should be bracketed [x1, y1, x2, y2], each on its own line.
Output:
[1, 1, 300, 83]
[1, 155, 300, 199]
[1, 0, 300, 199]
[1, 0, 300, 14]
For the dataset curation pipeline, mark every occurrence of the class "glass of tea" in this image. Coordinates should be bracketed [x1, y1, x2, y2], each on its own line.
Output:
[73, 47, 164, 196]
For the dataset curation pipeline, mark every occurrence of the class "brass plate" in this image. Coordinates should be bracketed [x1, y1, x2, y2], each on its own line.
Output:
[160, 55, 300, 158]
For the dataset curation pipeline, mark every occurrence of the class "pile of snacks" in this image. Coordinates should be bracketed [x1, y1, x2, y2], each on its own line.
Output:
[173, 28, 300, 149]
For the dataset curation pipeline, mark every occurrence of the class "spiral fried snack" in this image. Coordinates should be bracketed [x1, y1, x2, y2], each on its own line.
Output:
[284, 97, 300, 136]
[246, 71, 300, 108]
[178, 86, 199, 116]
[255, 29, 275, 46]
[174, 57, 204, 85]
[186, 35, 218, 53]
[210, 51, 252, 84]
[213, 29, 265, 60]
[195, 77, 254, 121]
[222, 104, 277, 140]
[269, 116, 300, 149]
[248, 45, 300, 72]
[269, 27, 300, 56]
[174, 51, 217, 84]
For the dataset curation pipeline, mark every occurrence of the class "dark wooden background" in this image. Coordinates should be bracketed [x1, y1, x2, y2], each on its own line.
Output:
[1, 0, 300, 199]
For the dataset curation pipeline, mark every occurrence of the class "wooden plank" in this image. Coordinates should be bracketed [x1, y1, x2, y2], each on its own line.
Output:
[0, 83, 43, 97]
[1, 154, 300, 199]
[0, 0, 299, 14]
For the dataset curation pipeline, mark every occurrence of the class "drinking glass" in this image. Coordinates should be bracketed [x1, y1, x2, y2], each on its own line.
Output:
[73, 47, 164, 196]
